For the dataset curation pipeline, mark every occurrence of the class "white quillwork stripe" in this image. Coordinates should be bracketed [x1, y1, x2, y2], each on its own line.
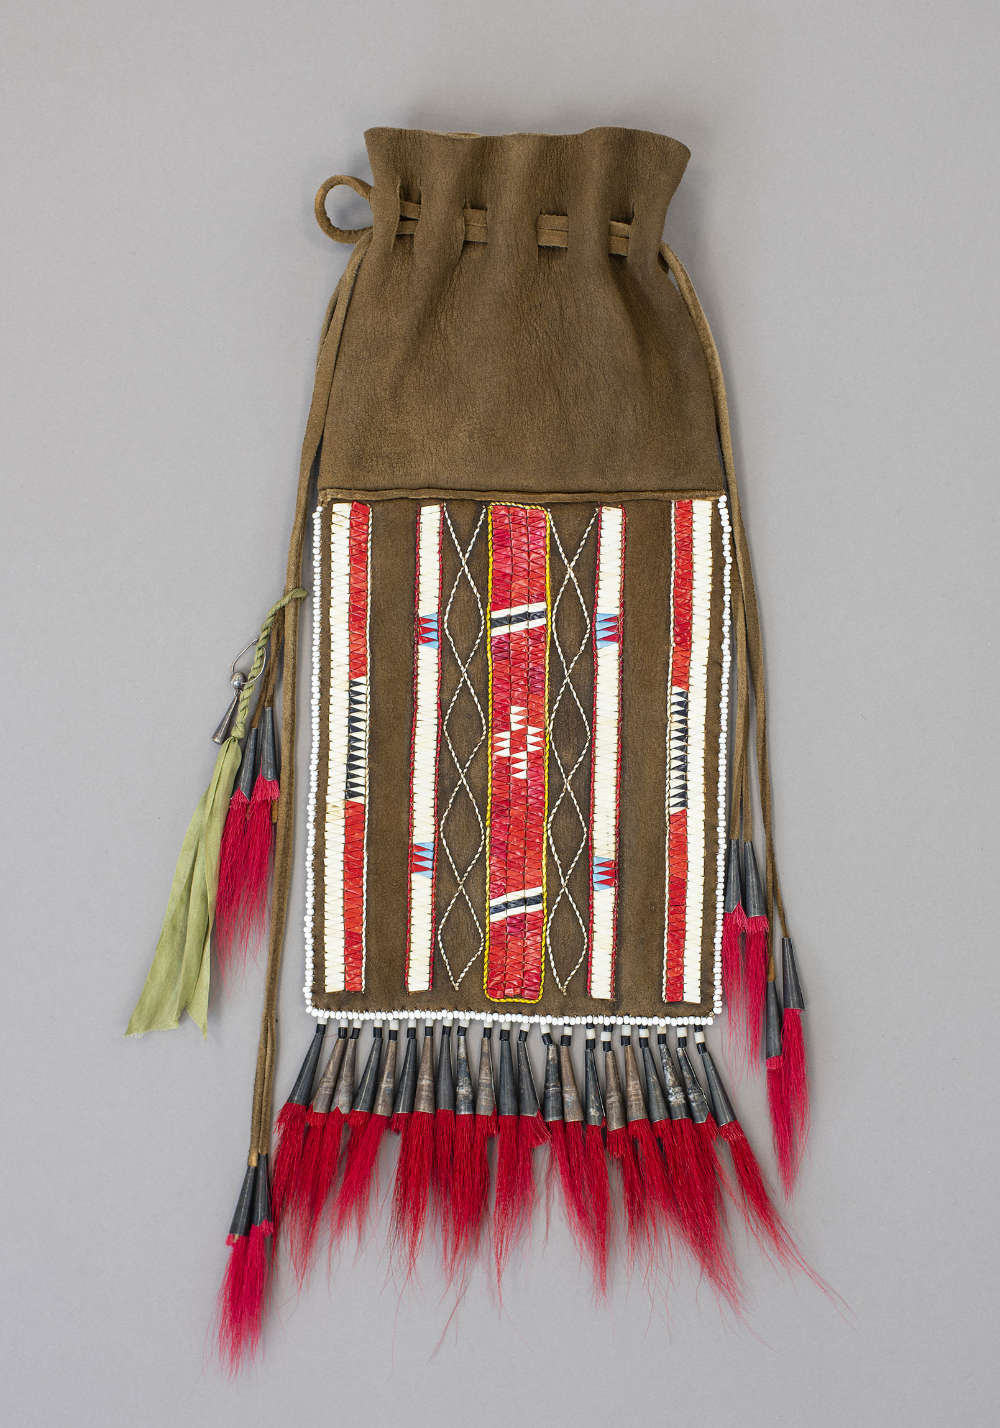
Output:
[324, 502, 352, 992]
[683, 500, 714, 1003]
[713, 496, 732, 1017]
[406, 504, 443, 993]
[303, 505, 323, 1013]
[588, 505, 625, 1000]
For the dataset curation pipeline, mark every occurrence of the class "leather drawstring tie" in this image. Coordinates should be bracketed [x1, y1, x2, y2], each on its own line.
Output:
[248, 210, 373, 1165]
[660, 242, 789, 977]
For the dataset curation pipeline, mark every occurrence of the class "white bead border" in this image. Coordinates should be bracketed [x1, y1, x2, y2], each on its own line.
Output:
[303, 495, 733, 1030]
[302, 1005, 716, 1028]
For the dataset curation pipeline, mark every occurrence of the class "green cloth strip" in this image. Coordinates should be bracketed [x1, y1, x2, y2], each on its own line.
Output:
[126, 589, 305, 1037]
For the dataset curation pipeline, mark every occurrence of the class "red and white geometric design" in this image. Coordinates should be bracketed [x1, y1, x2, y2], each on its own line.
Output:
[484, 504, 550, 1003]
[323, 500, 370, 994]
[664, 498, 714, 1004]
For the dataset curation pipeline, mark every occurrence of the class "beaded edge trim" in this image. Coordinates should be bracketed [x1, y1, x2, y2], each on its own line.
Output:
[324, 504, 370, 992]
[303, 496, 731, 1027]
[302, 504, 323, 1013]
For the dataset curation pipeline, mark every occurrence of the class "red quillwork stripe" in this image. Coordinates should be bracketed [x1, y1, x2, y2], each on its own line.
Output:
[342, 501, 370, 993]
[665, 501, 693, 1002]
[671, 500, 693, 691]
[485, 504, 549, 1003]
[347, 503, 369, 681]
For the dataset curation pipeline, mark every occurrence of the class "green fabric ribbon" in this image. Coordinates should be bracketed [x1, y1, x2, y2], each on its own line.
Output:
[126, 589, 305, 1036]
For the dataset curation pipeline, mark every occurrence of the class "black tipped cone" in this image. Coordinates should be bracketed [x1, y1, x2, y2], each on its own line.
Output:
[742, 840, 766, 919]
[765, 982, 783, 1060]
[252, 1154, 272, 1228]
[675, 1032, 710, 1123]
[333, 1028, 360, 1115]
[259, 706, 279, 782]
[517, 1030, 542, 1118]
[236, 726, 260, 802]
[641, 1038, 669, 1123]
[656, 1033, 690, 1121]
[393, 1027, 419, 1118]
[435, 1024, 455, 1112]
[781, 937, 805, 1011]
[288, 1023, 326, 1107]
[724, 837, 743, 913]
[352, 1028, 383, 1114]
[697, 1042, 736, 1128]
[541, 1037, 562, 1123]
[475, 1027, 496, 1118]
[228, 1164, 256, 1241]
[584, 1033, 605, 1127]
[455, 1027, 475, 1116]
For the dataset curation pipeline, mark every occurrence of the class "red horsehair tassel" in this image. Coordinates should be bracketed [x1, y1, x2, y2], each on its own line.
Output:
[391, 1024, 435, 1274]
[696, 1034, 828, 1291]
[214, 726, 258, 971]
[741, 841, 769, 1070]
[433, 1022, 456, 1261]
[558, 1032, 591, 1257]
[721, 837, 747, 1050]
[465, 1022, 498, 1264]
[447, 1023, 480, 1279]
[582, 1025, 609, 1293]
[780, 938, 810, 1177]
[270, 1023, 326, 1228]
[517, 1024, 549, 1160]
[623, 1032, 674, 1254]
[765, 981, 795, 1195]
[674, 1029, 741, 1309]
[493, 1025, 546, 1283]
[218, 1156, 272, 1371]
[651, 1030, 724, 1283]
[602, 1027, 646, 1262]
[289, 1024, 352, 1279]
[540, 1028, 575, 1237]
[239, 706, 280, 950]
[334, 1026, 389, 1242]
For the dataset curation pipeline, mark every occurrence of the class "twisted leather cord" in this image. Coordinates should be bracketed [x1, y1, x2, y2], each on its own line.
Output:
[248, 231, 373, 1163]
[659, 243, 788, 968]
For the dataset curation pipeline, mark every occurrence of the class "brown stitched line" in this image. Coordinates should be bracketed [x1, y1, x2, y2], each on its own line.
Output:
[316, 486, 725, 505]
[660, 242, 788, 974]
[249, 231, 373, 1161]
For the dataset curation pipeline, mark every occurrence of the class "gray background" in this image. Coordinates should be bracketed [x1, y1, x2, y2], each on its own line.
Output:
[3, 1, 998, 1423]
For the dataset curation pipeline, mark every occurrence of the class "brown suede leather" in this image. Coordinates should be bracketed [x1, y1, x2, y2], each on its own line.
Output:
[301, 128, 733, 1026]
[317, 128, 724, 497]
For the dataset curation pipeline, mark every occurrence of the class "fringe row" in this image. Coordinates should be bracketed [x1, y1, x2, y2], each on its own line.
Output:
[218, 1016, 819, 1367]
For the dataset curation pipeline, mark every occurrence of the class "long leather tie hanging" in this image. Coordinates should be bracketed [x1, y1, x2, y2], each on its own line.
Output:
[126, 126, 829, 1367]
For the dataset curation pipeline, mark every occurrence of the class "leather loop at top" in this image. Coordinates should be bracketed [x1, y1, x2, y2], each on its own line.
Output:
[315, 175, 374, 244]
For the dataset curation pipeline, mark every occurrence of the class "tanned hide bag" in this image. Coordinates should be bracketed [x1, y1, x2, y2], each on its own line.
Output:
[127, 126, 822, 1366]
